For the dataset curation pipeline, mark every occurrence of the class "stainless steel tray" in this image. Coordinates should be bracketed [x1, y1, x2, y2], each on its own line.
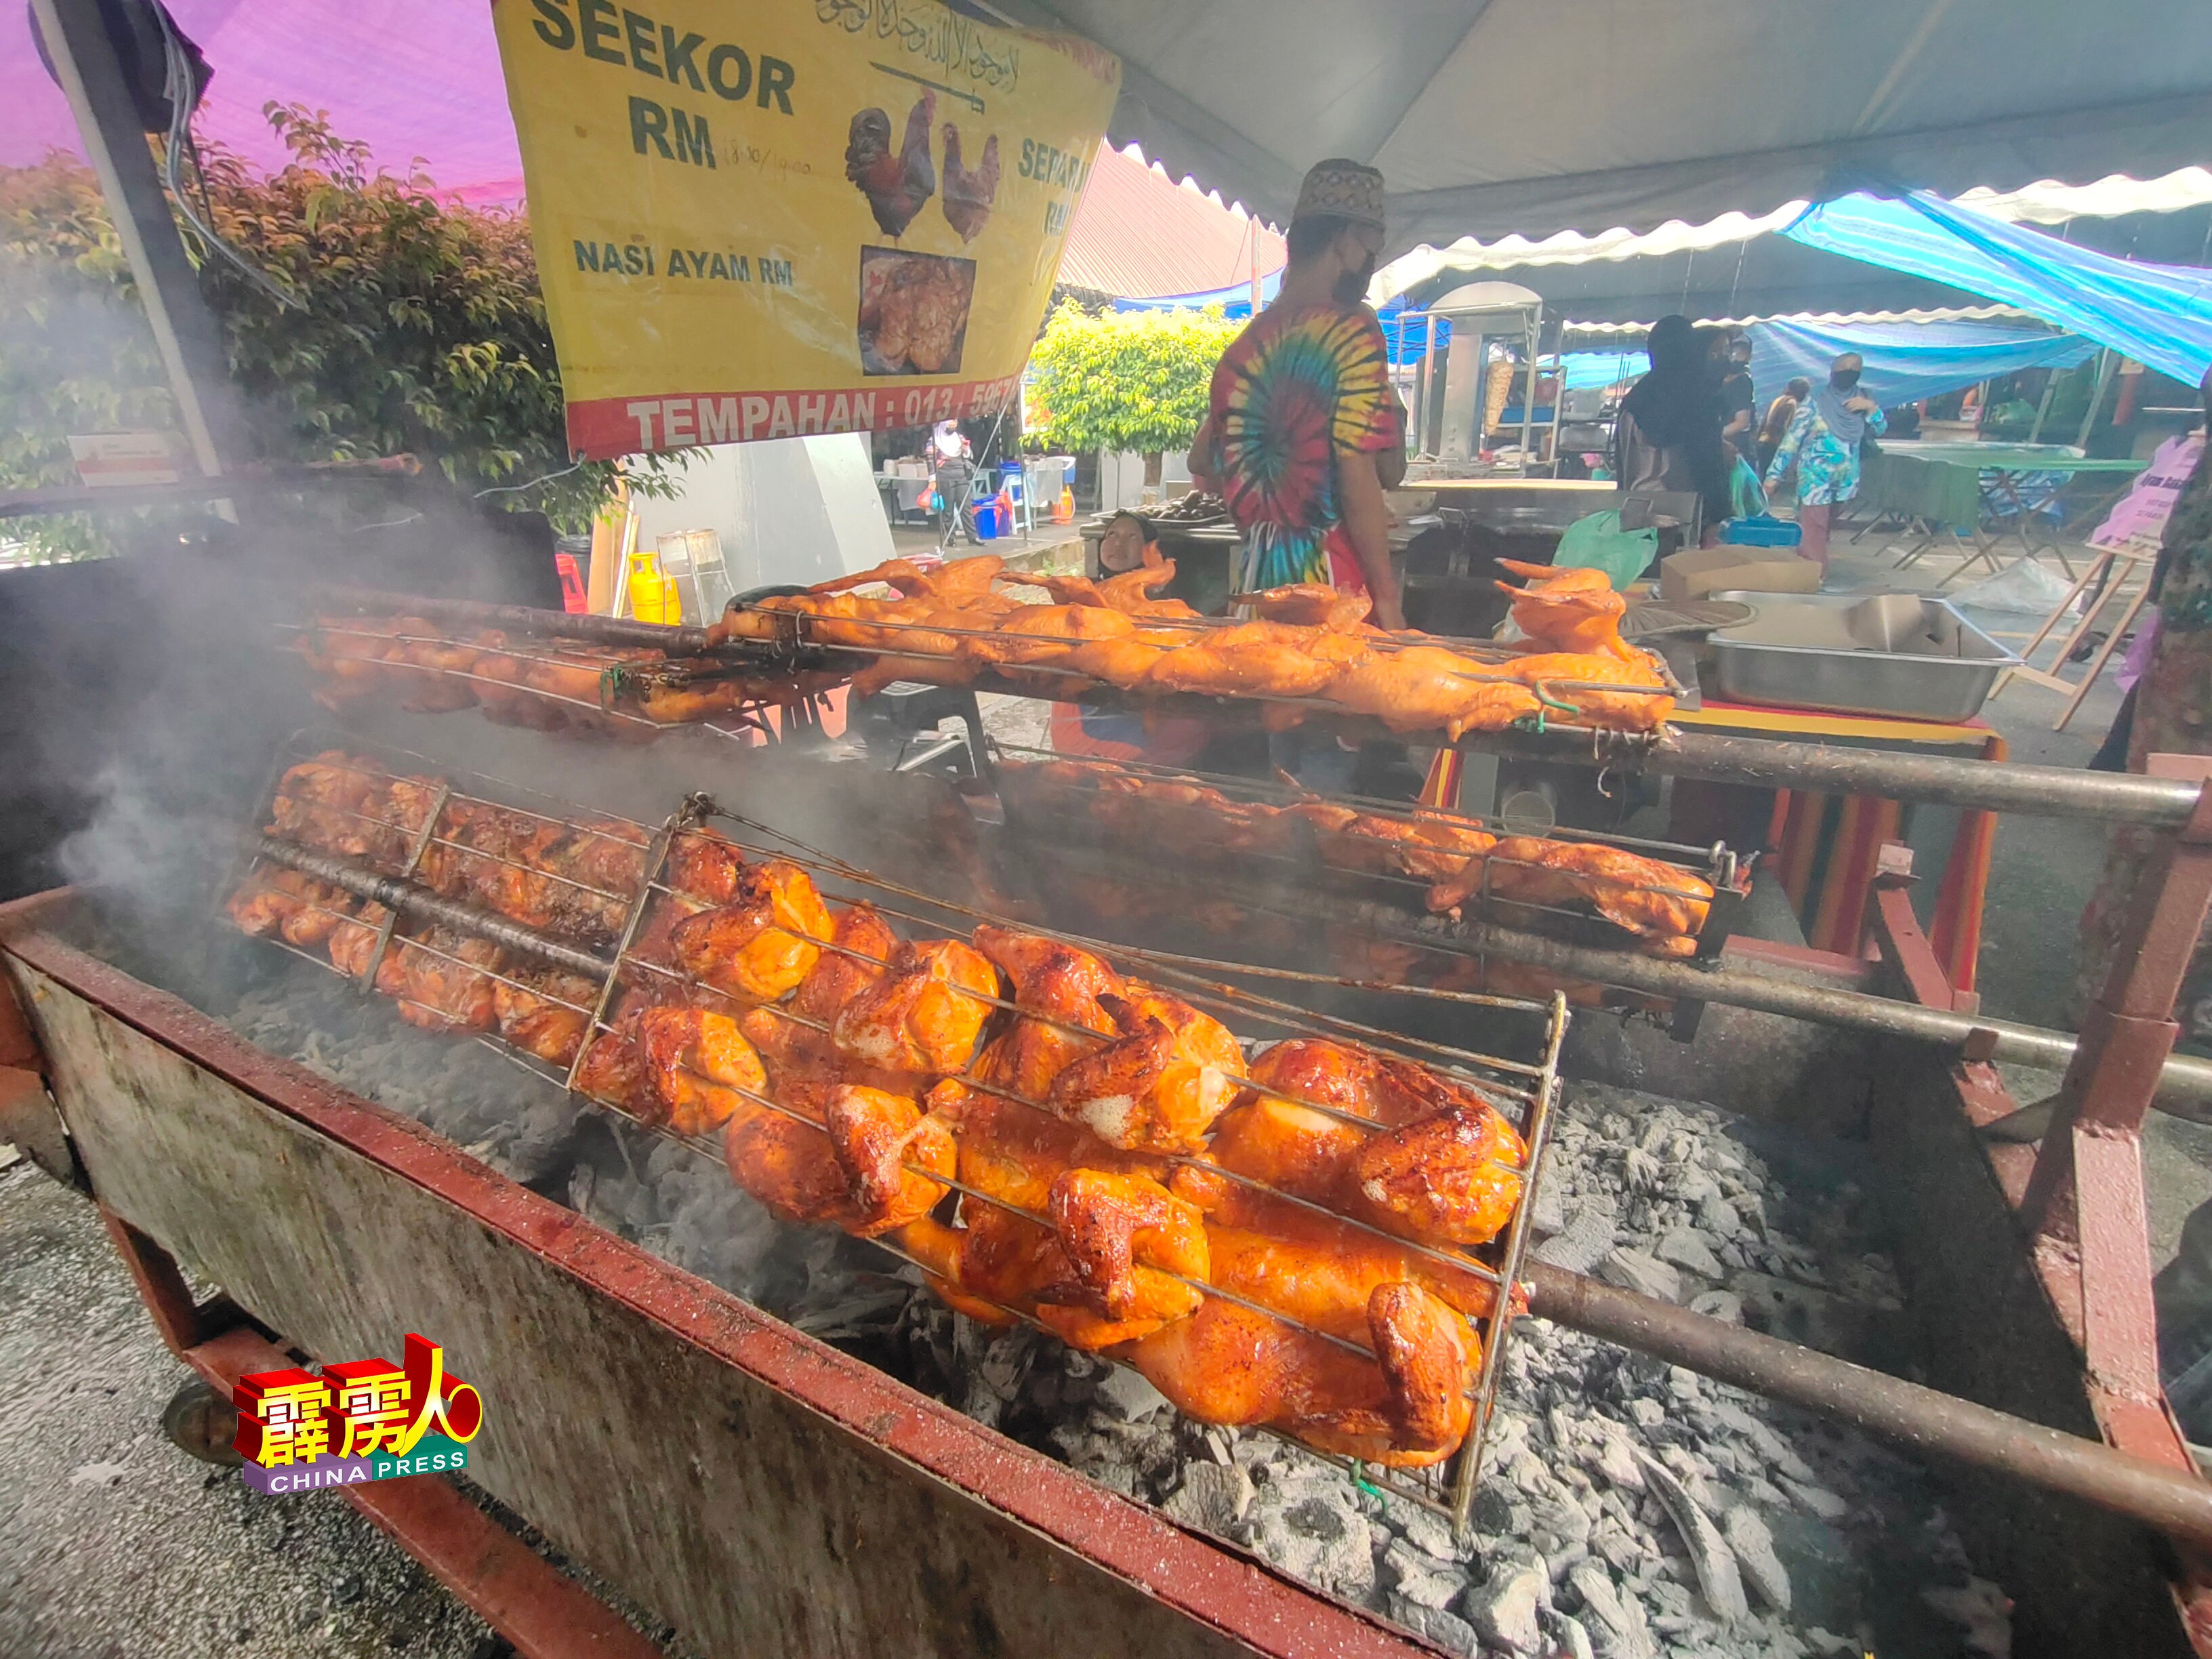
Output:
[1704, 591, 2022, 722]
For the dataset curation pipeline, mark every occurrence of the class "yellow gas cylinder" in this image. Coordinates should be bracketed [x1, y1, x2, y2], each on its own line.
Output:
[626, 550, 680, 623]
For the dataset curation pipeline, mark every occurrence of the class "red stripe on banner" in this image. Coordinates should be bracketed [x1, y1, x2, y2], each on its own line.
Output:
[565, 378, 1025, 459]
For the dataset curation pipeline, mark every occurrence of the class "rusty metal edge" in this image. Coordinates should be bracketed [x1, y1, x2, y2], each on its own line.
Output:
[3, 912, 1437, 1659]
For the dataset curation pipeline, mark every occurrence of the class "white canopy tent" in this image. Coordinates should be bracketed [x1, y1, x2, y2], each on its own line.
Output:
[979, 0, 2212, 249]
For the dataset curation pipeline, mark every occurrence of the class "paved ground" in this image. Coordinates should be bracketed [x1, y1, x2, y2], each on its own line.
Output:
[1811, 520, 2212, 1270]
[0, 1158, 499, 1659]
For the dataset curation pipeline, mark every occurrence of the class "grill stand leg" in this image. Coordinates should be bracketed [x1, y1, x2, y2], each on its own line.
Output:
[94, 1208, 657, 1659]
[1868, 760, 2212, 1656]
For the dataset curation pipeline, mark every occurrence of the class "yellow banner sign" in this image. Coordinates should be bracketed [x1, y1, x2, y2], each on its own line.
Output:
[492, 0, 1120, 459]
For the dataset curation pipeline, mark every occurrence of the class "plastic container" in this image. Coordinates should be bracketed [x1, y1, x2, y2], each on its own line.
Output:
[974, 501, 1001, 539]
[1721, 514, 1803, 548]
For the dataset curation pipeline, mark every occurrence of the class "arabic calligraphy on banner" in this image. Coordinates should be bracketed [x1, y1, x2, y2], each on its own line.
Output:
[491, 0, 1120, 459]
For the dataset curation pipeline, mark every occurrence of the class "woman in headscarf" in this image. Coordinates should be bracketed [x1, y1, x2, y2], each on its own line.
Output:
[1613, 314, 1732, 537]
[1763, 352, 1885, 571]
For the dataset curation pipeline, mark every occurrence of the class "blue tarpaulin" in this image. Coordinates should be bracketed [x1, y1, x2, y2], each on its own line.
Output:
[1561, 350, 1648, 390]
[1744, 317, 2096, 412]
[1783, 191, 2212, 386]
[1111, 270, 1282, 318]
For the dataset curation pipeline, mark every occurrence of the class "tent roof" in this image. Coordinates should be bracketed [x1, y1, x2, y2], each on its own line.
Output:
[987, 0, 2212, 245]
[7, 2, 2210, 258]
[1059, 146, 1284, 299]
[1784, 191, 2212, 384]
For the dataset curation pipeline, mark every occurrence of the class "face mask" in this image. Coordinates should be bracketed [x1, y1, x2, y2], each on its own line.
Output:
[1333, 254, 1377, 307]
[1832, 369, 1861, 390]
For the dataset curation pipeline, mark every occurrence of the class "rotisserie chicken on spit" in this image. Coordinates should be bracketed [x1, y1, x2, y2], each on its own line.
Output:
[702, 550, 1673, 737]
[232, 756, 1549, 1469]
[997, 754, 1715, 951]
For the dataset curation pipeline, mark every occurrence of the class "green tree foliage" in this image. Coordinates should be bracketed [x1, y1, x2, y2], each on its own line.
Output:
[1027, 301, 1242, 474]
[1, 106, 655, 557]
[0, 149, 176, 558]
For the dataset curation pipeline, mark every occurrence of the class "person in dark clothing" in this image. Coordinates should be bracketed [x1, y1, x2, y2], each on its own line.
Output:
[934, 453, 979, 545]
[1719, 334, 1757, 468]
[1613, 314, 1731, 535]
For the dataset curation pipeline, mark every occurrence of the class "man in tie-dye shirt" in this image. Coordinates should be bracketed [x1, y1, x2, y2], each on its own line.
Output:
[1191, 159, 1408, 629]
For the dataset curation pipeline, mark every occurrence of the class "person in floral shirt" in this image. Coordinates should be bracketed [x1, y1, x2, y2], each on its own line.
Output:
[1190, 159, 1406, 628]
[1764, 353, 1885, 571]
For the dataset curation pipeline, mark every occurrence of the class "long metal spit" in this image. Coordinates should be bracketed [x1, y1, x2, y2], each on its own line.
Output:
[1471, 721, 2207, 832]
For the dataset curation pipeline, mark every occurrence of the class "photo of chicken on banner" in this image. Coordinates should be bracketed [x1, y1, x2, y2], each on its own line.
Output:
[844, 92, 936, 239]
[857, 247, 976, 375]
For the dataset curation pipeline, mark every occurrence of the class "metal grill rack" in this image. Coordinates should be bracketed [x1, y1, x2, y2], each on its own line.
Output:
[226, 736, 1567, 1536]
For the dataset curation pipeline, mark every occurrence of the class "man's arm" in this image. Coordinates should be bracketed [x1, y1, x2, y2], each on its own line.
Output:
[1187, 414, 1222, 494]
[1336, 450, 1405, 630]
[1378, 390, 1410, 489]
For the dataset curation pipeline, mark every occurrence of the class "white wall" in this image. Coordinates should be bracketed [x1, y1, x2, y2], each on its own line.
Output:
[1097, 449, 1193, 510]
[628, 434, 895, 605]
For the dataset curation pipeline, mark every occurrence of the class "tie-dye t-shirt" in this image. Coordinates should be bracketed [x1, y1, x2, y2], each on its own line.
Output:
[1204, 302, 1402, 592]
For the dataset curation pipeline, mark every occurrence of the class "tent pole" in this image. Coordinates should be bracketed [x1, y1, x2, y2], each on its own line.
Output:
[2074, 348, 2117, 449]
[30, 0, 251, 484]
[1519, 305, 1540, 471]
[1420, 314, 1440, 455]
[2026, 368, 2060, 444]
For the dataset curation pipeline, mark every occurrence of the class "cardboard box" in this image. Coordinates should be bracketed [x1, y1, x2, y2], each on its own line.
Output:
[1660, 546, 1823, 602]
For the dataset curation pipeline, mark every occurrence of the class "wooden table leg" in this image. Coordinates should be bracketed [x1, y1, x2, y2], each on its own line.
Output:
[2056, 580, 2154, 732]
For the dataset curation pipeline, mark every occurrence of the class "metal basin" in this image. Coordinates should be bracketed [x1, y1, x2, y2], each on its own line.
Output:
[1706, 592, 2023, 722]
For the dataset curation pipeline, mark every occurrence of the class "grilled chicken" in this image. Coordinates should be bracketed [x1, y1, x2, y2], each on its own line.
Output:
[1144, 620, 1368, 699]
[493, 964, 598, 1067]
[668, 861, 834, 1003]
[1242, 583, 1374, 630]
[845, 93, 936, 238]
[226, 867, 354, 948]
[832, 937, 999, 1078]
[1496, 558, 1635, 660]
[1428, 836, 1713, 941]
[897, 1082, 1189, 1347]
[970, 924, 1123, 1099]
[1119, 1282, 1475, 1467]
[939, 123, 998, 242]
[638, 1007, 766, 1135]
[1208, 1038, 1527, 1247]
[376, 929, 501, 1033]
[1493, 650, 1674, 732]
[1324, 647, 1543, 738]
[1047, 983, 1246, 1154]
